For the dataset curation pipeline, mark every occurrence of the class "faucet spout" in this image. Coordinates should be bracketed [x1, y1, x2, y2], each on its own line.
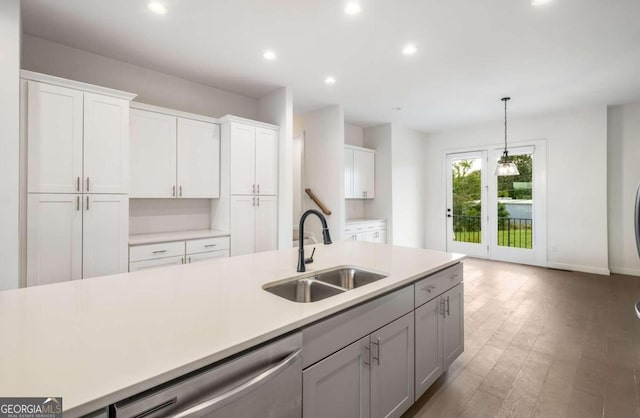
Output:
[297, 209, 332, 272]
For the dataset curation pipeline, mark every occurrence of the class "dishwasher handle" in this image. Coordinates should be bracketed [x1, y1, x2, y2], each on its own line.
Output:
[171, 349, 301, 418]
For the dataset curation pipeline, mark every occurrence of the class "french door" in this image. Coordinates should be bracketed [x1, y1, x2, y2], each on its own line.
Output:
[446, 144, 546, 265]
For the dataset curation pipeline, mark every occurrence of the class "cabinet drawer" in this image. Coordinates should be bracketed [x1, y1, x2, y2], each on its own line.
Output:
[129, 241, 185, 262]
[129, 255, 184, 272]
[186, 236, 230, 254]
[302, 285, 413, 369]
[364, 222, 385, 231]
[414, 263, 463, 307]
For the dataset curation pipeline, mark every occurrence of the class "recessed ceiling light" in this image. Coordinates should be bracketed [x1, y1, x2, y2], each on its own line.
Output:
[402, 44, 418, 56]
[344, 2, 362, 16]
[325, 77, 336, 85]
[147, 2, 167, 14]
[531, 0, 552, 5]
[392, 107, 402, 111]
[263, 50, 277, 61]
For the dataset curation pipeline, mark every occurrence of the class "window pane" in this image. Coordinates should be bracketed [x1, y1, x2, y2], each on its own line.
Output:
[496, 154, 533, 249]
[451, 158, 482, 244]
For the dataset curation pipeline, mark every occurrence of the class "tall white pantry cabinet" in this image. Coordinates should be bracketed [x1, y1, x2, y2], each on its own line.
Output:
[22, 71, 135, 287]
[220, 117, 279, 256]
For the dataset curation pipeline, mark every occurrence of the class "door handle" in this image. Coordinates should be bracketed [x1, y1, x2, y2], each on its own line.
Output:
[76, 177, 80, 192]
[171, 350, 302, 418]
[76, 196, 80, 211]
[86, 177, 90, 191]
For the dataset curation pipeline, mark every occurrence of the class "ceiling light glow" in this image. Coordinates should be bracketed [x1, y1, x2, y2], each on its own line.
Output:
[531, 0, 552, 5]
[147, 2, 167, 14]
[402, 44, 418, 56]
[325, 77, 336, 85]
[344, 2, 362, 16]
[263, 50, 277, 61]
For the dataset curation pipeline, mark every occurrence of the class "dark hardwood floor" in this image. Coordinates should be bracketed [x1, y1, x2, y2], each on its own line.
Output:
[403, 258, 640, 418]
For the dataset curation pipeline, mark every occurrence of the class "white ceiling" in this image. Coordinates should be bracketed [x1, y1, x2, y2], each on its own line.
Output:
[21, 0, 640, 132]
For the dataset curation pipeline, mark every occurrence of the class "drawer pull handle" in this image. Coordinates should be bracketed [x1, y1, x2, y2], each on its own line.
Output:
[422, 285, 436, 293]
[153, 250, 168, 254]
[204, 244, 217, 248]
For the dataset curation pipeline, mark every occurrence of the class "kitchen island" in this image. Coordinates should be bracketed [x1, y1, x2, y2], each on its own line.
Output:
[0, 241, 464, 417]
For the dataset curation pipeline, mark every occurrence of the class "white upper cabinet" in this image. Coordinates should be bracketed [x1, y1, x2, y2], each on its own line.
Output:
[84, 93, 130, 194]
[344, 148, 354, 199]
[229, 123, 257, 195]
[254, 127, 278, 195]
[229, 122, 278, 196]
[129, 105, 221, 199]
[27, 81, 83, 194]
[130, 109, 177, 198]
[83, 194, 129, 279]
[177, 118, 220, 198]
[345, 145, 375, 199]
[27, 194, 83, 286]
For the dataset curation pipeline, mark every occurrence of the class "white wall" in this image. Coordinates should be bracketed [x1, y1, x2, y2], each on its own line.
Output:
[391, 125, 426, 248]
[363, 124, 394, 242]
[258, 87, 293, 249]
[345, 123, 365, 219]
[0, 0, 20, 291]
[424, 106, 609, 275]
[21, 35, 259, 119]
[299, 106, 345, 241]
[608, 103, 640, 276]
[129, 199, 212, 235]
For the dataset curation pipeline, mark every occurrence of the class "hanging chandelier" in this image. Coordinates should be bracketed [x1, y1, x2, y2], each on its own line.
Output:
[495, 97, 520, 176]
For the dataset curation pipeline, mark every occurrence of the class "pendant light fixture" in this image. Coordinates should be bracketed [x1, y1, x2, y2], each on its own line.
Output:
[495, 97, 520, 176]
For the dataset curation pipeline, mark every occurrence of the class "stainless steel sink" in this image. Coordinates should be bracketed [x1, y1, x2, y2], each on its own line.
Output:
[314, 268, 387, 290]
[263, 267, 387, 303]
[264, 278, 346, 303]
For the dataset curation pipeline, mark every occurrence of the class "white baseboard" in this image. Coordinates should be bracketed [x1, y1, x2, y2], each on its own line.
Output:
[610, 266, 640, 277]
[547, 262, 610, 276]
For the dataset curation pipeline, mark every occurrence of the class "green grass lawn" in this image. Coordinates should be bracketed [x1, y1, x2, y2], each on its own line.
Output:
[454, 229, 533, 249]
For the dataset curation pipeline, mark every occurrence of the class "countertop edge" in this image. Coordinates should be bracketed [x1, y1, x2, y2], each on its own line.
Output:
[65, 256, 464, 417]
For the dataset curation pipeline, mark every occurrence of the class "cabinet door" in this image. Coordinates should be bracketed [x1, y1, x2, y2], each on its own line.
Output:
[255, 127, 278, 195]
[129, 109, 177, 198]
[83, 195, 129, 279]
[27, 81, 83, 193]
[255, 195, 278, 253]
[27, 194, 82, 286]
[84, 93, 130, 194]
[443, 283, 464, 369]
[353, 149, 375, 199]
[229, 123, 256, 195]
[230, 195, 256, 256]
[187, 250, 229, 263]
[344, 148, 354, 198]
[415, 297, 444, 399]
[177, 118, 220, 198]
[303, 336, 371, 418]
[371, 312, 415, 418]
[129, 256, 184, 272]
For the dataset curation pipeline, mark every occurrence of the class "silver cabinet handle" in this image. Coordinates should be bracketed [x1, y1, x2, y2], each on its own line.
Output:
[252, 184, 256, 194]
[179, 185, 183, 197]
[76, 177, 80, 192]
[252, 196, 256, 207]
[86, 177, 90, 191]
[152, 250, 167, 254]
[257, 184, 260, 194]
[363, 343, 370, 366]
[171, 350, 302, 418]
[86, 195, 89, 211]
[181, 257, 184, 264]
[441, 298, 446, 318]
[257, 196, 260, 207]
[371, 338, 380, 365]
[188, 256, 191, 264]
[76, 196, 80, 211]
[204, 244, 217, 248]
[172, 185, 176, 197]
[422, 284, 436, 293]
[446, 296, 451, 316]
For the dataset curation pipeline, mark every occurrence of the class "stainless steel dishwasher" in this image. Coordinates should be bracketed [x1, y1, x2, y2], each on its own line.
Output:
[113, 332, 302, 418]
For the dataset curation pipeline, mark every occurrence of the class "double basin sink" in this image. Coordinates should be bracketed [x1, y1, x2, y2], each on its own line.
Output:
[264, 267, 387, 303]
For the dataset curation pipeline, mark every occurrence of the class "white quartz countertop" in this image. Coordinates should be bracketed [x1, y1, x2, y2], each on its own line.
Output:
[0, 241, 463, 416]
[129, 229, 230, 246]
[345, 218, 386, 224]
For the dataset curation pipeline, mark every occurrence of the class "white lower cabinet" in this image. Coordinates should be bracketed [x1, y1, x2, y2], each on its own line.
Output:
[303, 336, 371, 418]
[345, 220, 386, 244]
[129, 236, 230, 272]
[230, 195, 277, 256]
[129, 256, 185, 272]
[27, 193, 128, 286]
[303, 313, 414, 418]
